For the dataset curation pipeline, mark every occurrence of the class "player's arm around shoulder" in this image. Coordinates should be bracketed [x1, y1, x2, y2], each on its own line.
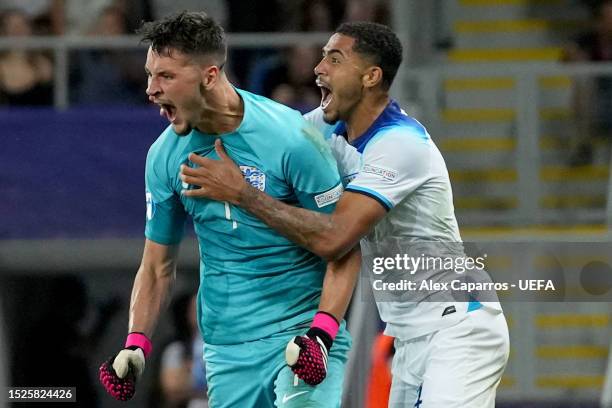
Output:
[179, 131, 387, 260]
[309, 129, 432, 259]
[277, 120, 387, 259]
[311, 191, 386, 259]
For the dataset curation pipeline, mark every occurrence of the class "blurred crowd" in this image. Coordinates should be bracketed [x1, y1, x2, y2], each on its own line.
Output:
[0, 0, 390, 111]
[562, 0, 612, 165]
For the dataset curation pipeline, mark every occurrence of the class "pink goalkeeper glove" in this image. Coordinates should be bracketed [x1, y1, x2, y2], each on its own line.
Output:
[99, 332, 152, 401]
[285, 312, 339, 386]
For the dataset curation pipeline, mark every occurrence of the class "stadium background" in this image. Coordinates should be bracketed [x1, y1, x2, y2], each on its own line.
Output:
[1, 0, 612, 406]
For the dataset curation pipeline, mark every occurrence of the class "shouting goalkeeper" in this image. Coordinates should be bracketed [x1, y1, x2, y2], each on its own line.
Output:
[99, 11, 359, 407]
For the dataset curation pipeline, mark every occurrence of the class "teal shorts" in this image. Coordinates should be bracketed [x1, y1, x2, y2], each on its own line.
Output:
[204, 323, 351, 408]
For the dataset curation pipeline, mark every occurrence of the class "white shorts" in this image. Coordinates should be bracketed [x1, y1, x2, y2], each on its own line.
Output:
[388, 307, 509, 408]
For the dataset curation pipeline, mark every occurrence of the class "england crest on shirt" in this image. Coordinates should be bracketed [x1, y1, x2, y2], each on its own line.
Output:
[240, 165, 266, 191]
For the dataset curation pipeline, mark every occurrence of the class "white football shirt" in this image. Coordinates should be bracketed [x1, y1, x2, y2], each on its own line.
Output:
[306, 102, 501, 340]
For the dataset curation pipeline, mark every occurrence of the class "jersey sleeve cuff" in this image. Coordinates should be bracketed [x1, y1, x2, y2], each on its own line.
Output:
[345, 185, 393, 211]
[144, 230, 182, 246]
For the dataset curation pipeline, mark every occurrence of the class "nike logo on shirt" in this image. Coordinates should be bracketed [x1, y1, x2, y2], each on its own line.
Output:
[282, 390, 309, 404]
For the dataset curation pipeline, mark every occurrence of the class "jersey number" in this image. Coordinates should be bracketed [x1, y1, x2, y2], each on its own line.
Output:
[224, 202, 238, 229]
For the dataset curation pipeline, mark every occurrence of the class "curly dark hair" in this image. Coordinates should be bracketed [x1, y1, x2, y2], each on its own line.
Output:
[335, 21, 403, 90]
[137, 11, 226, 64]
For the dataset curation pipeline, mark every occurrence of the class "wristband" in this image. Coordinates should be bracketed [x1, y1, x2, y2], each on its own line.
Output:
[125, 332, 152, 358]
[311, 311, 339, 340]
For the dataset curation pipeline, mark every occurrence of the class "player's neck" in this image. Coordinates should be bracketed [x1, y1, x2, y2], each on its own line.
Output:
[195, 78, 244, 135]
[345, 93, 389, 142]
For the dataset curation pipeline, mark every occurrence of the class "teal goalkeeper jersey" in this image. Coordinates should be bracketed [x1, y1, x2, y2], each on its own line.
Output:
[144, 88, 343, 345]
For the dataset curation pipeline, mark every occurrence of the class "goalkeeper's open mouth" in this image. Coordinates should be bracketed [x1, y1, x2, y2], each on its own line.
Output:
[158, 103, 177, 124]
[317, 80, 333, 111]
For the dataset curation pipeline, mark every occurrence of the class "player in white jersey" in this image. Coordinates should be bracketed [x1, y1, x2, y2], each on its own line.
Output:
[180, 21, 509, 407]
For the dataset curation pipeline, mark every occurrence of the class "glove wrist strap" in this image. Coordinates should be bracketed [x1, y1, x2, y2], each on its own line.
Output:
[125, 332, 152, 358]
[308, 311, 339, 351]
[311, 311, 339, 339]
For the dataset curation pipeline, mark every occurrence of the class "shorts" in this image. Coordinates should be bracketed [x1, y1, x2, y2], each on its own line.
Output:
[204, 323, 351, 408]
[389, 307, 509, 408]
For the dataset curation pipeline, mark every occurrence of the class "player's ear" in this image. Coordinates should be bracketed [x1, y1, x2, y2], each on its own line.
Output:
[201, 65, 220, 90]
[362, 66, 383, 89]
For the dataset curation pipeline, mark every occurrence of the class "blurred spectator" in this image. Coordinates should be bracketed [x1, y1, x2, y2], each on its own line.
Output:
[70, 5, 147, 105]
[91, 5, 125, 35]
[224, 1, 282, 91]
[51, 0, 129, 36]
[120, 0, 154, 33]
[563, 0, 612, 165]
[0, 0, 54, 34]
[343, 0, 390, 25]
[0, 9, 53, 106]
[151, 0, 228, 27]
[278, 0, 344, 32]
[300, 0, 334, 31]
[153, 292, 207, 408]
[235, 0, 339, 92]
[248, 45, 320, 113]
[0, 0, 52, 19]
[49, 0, 152, 35]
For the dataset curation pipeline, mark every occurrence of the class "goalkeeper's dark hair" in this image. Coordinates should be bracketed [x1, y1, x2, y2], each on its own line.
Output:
[137, 11, 226, 66]
[335, 21, 403, 90]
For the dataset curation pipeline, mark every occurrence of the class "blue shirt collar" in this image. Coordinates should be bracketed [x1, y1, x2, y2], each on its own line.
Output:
[332, 100, 415, 153]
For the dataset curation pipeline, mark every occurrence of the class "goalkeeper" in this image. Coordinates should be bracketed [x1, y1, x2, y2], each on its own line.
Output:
[99, 11, 359, 407]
